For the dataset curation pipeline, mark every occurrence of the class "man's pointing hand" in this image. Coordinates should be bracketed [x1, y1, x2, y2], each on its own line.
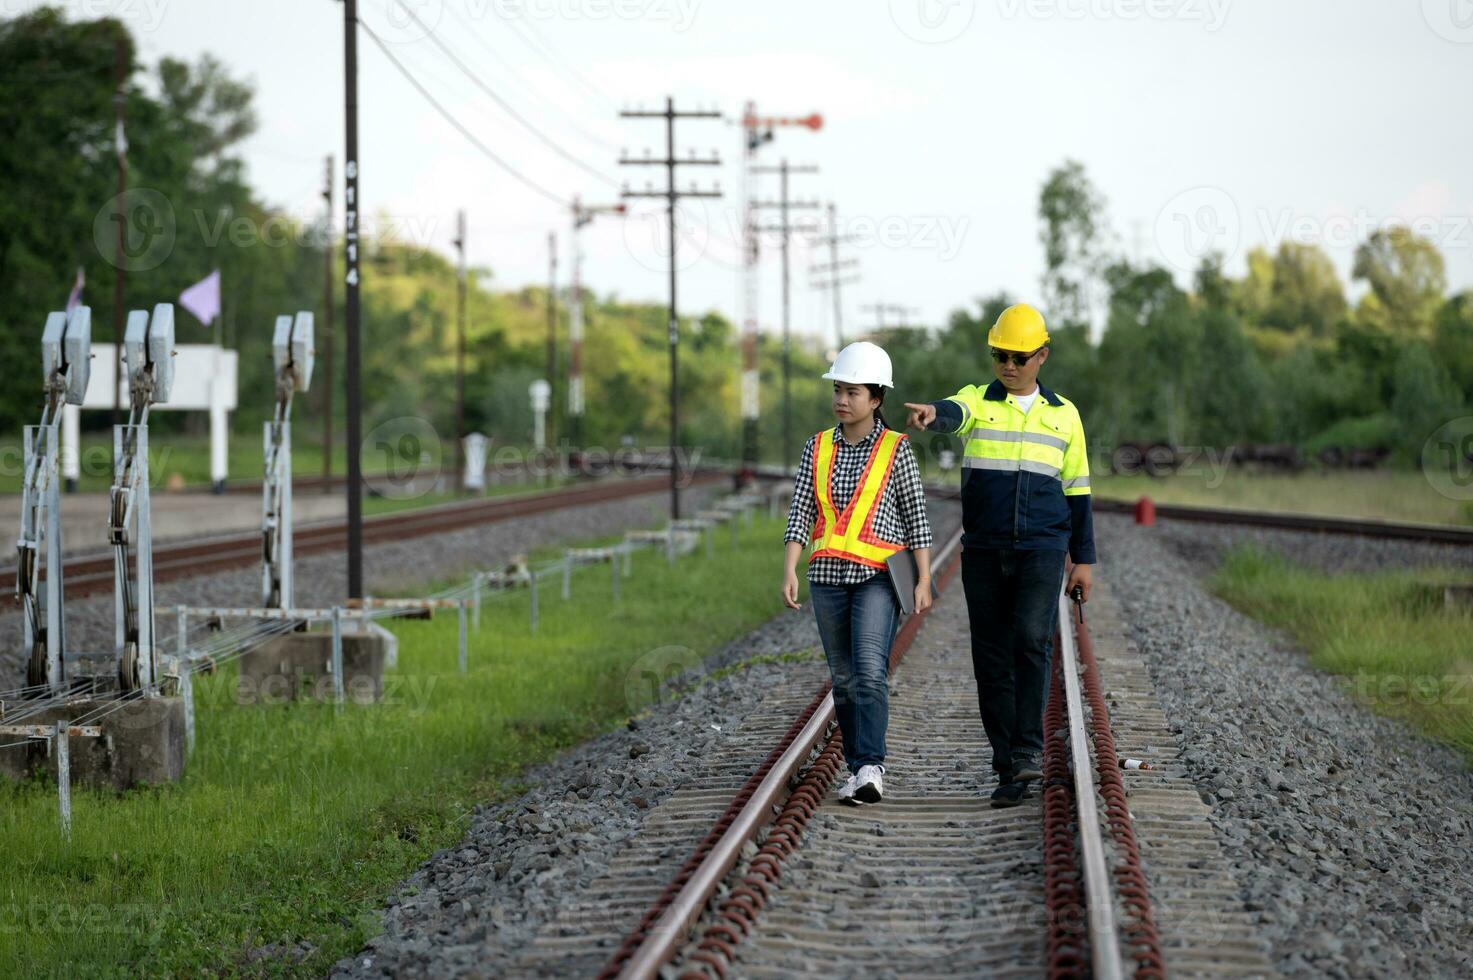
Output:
[904, 402, 936, 430]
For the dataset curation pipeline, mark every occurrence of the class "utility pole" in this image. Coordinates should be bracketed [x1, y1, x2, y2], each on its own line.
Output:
[809, 202, 860, 352]
[111, 35, 127, 432]
[618, 97, 722, 519]
[321, 155, 335, 486]
[739, 105, 822, 477]
[860, 302, 920, 333]
[343, 0, 364, 598]
[568, 197, 626, 456]
[545, 231, 557, 452]
[752, 160, 820, 471]
[454, 210, 467, 490]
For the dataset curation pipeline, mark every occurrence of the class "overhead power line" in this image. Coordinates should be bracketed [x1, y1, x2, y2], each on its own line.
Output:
[357, 17, 567, 207]
[494, 6, 614, 109]
[441, 1, 619, 153]
[389, 0, 621, 190]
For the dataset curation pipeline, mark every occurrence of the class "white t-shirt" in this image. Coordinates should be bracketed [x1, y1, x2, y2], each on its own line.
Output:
[1011, 387, 1040, 414]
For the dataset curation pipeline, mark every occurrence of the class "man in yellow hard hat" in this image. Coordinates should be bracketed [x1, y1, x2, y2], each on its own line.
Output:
[904, 303, 1095, 808]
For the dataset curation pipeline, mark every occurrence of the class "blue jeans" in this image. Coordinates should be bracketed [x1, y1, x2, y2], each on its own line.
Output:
[810, 575, 902, 773]
[960, 547, 1067, 773]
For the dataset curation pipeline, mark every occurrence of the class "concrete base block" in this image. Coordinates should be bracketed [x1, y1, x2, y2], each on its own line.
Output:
[236, 628, 386, 704]
[0, 695, 186, 790]
[365, 621, 399, 670]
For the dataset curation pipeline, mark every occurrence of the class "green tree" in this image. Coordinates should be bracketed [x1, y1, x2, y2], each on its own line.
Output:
[1432, 291, 1473, 399]
[1095, 261, 1194, 446]
[1390, 343, 1464, 464]
[1263, 241, 1346, 337]
[1352, 227, 1447, 336]
[1191, 307, 1269, 446]
[0, 8, 317, 439]
[1237, 246, 1276, 325]
[0, 10, 129, 429]
[1038, 160, 1111, 331]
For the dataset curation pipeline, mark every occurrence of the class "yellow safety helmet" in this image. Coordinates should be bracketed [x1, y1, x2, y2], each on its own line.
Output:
[988, 304, 1049, 352]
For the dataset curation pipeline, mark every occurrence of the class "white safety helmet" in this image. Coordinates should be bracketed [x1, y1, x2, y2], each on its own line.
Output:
[821, 341, 894, 389]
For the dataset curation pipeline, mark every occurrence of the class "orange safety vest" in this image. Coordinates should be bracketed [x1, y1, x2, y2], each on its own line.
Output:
[809, 427, 908, 569]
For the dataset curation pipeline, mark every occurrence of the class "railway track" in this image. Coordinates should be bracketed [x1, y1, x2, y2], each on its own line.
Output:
[1091, 497, 1473, 546]
[0, 472, 722, 601]
[8, 463, 1465, 607]
[735, 461, 1473, 547]
[502, 528, 1277, 978]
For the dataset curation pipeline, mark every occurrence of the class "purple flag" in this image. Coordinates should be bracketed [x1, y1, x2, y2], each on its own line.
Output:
[179, 269, 221, 327]
[65, 266, 84, 313]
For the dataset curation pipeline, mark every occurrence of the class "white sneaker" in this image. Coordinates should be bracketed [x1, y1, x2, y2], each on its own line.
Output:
[836, 772, 860, 801]
[853, 764, 885, 805]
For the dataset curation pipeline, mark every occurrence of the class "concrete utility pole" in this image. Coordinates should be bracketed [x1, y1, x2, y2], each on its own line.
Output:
[343, 0, 364, 598]
[860, 302, 920, 332]
[568, 197, 626, 454]
[618, 97, 722, 519]
[545, 231, 557, 451]
[454, 210, 467, 488]
[321, 155, 335, 486]
[752, 160, 821, 471]
[809, 202, 860, 352]
[739, 105, 822, 476]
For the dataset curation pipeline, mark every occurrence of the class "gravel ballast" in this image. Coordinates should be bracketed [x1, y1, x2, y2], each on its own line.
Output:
[1098, 512, 1473, 977]
[328, 499, 960, 978]
[328, 610, 830, 979]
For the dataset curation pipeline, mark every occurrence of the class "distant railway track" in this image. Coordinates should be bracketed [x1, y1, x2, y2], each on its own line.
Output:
[1091, 497, 1473, 546]
[734, 461, 1473, 546]
[6, 465, 1465, 606]
[1, 471, 723, 602]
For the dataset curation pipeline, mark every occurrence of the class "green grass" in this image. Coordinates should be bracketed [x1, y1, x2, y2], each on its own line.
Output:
[1092, 469, 1473, 527]
[0, 513, 806, 977]
[1212, 546, 1473, 759]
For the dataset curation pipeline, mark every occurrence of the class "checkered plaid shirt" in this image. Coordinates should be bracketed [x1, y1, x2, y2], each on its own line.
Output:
[783, 419, 933, 585]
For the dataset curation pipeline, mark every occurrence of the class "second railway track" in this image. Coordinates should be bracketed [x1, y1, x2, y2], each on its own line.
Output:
[0, 472, 721, 601]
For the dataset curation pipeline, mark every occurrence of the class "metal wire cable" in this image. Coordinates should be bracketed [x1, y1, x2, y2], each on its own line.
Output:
[440, 0, 619, 152]
[389, 0, 622, 190]
[490, 3, 615, 110]
[69, 687, 148, 726]
[358, 16, 568, 207]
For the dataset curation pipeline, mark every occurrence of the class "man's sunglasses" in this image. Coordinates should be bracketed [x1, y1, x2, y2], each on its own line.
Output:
[990, 347, 1044, 367]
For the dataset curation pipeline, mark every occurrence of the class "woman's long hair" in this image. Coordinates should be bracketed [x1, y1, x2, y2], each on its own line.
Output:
[865, 383, 887, 428]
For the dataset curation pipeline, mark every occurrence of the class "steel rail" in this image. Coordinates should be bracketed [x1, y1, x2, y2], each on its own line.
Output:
[1056, 588, 1126, 980]
[610, 527, 964, 980]
[0, 472, 721, 600]
[1091, 497, 1473, 545]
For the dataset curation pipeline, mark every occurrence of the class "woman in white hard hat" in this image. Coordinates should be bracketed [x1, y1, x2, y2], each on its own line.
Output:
[781, 341, 934, 805]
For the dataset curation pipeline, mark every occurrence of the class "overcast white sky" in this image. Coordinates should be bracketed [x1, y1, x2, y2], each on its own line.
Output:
[22, 0, 1473, 348]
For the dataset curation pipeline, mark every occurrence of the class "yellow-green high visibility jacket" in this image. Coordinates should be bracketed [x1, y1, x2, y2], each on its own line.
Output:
[927, 379, 1096, 563]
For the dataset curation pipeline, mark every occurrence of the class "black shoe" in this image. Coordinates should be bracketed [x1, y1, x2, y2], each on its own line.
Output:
[1012, 754, 1043, 782]
[990, 780, 1030, 808]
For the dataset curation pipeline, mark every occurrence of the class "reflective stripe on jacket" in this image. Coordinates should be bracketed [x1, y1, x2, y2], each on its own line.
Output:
[928, 379, 1096, 563]
[810, 426, 908, 569]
